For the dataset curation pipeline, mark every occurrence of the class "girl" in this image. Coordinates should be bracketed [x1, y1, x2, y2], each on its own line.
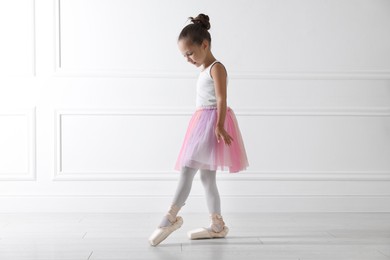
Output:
[149, 13, 248, 246]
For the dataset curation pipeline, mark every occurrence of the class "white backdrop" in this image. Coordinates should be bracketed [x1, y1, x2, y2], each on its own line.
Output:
[0, 0, 390, 212]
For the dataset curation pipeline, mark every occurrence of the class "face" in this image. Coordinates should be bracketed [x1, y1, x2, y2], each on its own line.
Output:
[178, 39, 208, 67]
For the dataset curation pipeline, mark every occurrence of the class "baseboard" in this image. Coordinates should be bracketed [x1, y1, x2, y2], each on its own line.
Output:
[0, 195, 389, 212]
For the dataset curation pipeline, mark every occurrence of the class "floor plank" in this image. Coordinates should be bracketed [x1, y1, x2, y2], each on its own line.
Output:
[0, 212, 389, 260]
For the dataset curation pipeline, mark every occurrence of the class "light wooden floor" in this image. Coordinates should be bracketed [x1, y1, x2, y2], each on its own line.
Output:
[0, 212, 390, 260]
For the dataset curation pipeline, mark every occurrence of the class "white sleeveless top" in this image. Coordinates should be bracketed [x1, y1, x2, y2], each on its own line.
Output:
[196, 60, 228, 107]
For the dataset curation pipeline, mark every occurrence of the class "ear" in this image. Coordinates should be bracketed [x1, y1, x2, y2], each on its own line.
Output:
[202, 39, 209, 50]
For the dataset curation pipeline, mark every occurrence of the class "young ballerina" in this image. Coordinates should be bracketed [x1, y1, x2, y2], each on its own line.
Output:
[149, 13, 249, 246]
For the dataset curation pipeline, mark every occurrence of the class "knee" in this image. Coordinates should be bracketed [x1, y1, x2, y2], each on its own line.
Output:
[200, 171, 216, 188]
[200, 173, 208, 186]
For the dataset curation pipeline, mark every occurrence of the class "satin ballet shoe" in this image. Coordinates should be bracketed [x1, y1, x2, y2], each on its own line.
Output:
[149, 205, 182, 246]
[187, 213, 229, 240]
[188, 225, 229, 239]
[149, 216, 183, 246]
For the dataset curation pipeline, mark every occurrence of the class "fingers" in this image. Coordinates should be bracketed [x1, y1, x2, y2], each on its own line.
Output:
[215, 128, 234, 146]
[222, 133, 234, 146]
[216, 132, 224, 144]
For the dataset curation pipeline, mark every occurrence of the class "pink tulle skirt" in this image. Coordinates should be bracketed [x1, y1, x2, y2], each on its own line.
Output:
[175, 106, 249, 173]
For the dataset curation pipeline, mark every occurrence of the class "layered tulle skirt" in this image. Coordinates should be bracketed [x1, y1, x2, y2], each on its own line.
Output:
[175, 106, 249, 173]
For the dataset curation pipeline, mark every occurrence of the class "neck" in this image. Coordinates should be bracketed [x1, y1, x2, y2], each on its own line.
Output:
[202, 53, 216, 70]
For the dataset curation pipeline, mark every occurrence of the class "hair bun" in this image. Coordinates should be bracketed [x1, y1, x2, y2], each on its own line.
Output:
[190, 13, 210, 30]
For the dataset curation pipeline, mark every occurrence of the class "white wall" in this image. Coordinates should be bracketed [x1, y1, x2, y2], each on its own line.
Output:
[0, 0, 390, 212]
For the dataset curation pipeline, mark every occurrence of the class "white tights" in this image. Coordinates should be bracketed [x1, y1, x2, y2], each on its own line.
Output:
[159, 166, 221, 227]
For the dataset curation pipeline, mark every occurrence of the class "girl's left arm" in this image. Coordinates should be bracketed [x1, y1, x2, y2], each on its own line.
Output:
[211, 63, 233, 146]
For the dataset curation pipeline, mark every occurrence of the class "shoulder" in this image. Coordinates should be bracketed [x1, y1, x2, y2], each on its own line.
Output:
[210, 62, 227, 80]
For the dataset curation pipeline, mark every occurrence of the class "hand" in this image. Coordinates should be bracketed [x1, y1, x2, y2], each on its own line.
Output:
[215, 126, 234, 146]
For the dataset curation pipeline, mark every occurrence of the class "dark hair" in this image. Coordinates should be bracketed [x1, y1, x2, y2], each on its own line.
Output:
[178, 13, 211, 46]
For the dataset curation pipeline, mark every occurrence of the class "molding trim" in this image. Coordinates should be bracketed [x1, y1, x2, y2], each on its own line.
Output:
[53, 69, 390, 80]
[53, 2, 390, 80]
[1, 195, 390, 212]
[0, 108, 36, 180]
[54, 107, 390, 116]
[32, 0, 36, 76]
[54, 107, 390, 181]
[54, 0, 62, 70]
[52, 170, 390, 182]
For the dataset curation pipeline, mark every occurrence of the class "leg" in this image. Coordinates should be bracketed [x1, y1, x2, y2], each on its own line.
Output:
[149, 166, 198, 246]
[187, 169, 229, 239]
[172, 166, 198, 208]
[200, 169, 224, 232]
[200, 169, 221, 215]
[159, 166, 197, 227]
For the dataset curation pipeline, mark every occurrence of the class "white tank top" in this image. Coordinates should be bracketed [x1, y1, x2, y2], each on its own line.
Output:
[196, 60, 228, 107]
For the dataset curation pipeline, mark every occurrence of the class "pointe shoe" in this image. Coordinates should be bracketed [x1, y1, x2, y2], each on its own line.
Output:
[149, 216, 183, 246]
[149, 205, 183, 246]
[188, 213, 229, 240]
